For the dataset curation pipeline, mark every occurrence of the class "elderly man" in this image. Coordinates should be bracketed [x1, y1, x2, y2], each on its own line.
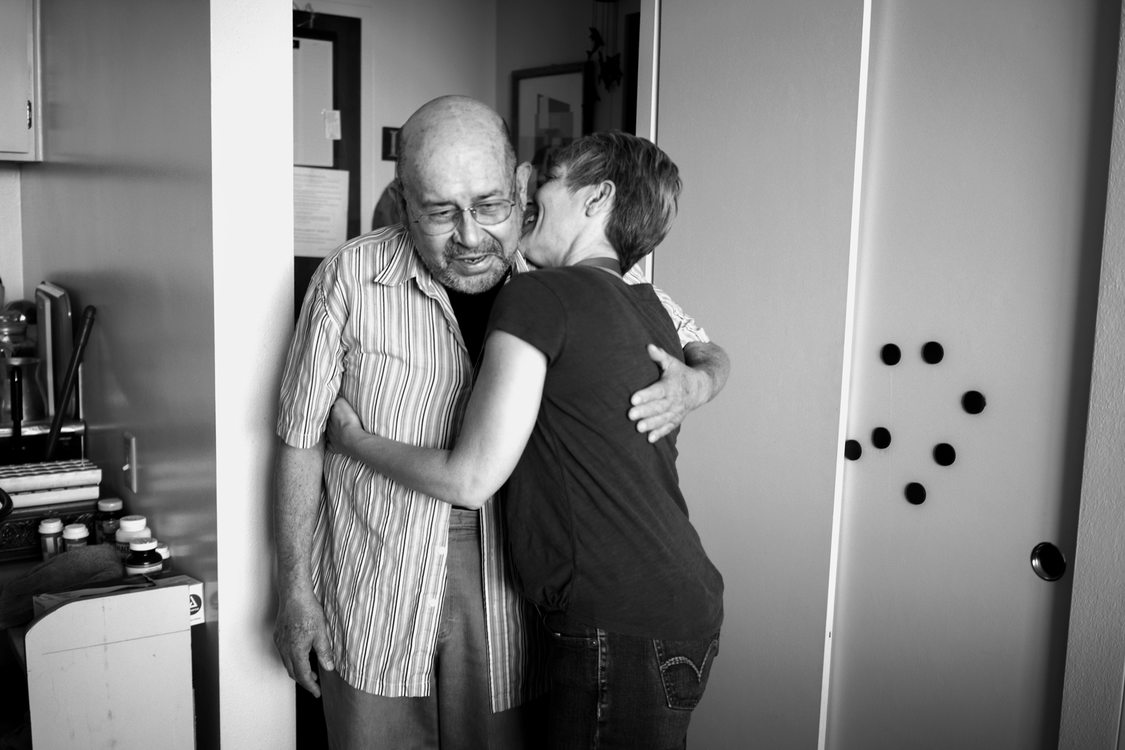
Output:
[273, 95, 729, 749]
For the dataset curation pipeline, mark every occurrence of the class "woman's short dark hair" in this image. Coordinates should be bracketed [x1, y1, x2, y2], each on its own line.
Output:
[550, 131, 681, 272]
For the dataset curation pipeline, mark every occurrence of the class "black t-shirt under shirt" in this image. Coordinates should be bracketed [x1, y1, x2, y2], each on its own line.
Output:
[487, 266, 724, 641]
[445, 274, 508, 364]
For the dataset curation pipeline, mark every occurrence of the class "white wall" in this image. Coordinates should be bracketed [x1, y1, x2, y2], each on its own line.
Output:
[210, 1, 295, 747]
[0, 165, 22, 302]
[656, 2, 863, 747]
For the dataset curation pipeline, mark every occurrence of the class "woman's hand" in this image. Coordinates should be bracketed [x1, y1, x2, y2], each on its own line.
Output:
[327, 397, 364, 457]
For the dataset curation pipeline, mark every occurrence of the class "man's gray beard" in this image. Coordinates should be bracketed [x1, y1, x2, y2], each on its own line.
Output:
[426, 237, 514, 294]
[435, 262, 509, 294]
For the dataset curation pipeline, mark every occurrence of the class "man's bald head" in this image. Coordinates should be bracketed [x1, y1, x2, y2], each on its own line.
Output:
[396, 96, 516, 196]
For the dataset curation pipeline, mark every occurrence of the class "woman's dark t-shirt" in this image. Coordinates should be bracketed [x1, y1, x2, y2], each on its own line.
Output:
[487, 266, 723, 640]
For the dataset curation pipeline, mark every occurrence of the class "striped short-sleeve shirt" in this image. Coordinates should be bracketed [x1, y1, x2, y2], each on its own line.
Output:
[276, 226, 708, 710]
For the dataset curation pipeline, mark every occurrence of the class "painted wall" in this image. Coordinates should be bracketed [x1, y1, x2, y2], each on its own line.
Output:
[310, 0, 498, 232]
[656, 2, 862, 746]
[495, 0, 589, 122]
[21, 0, 217, 563]
[0, 166, 22, 302]
[495, 0, 638, 137]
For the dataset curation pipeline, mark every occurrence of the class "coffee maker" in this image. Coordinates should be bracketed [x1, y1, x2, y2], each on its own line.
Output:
[0, 281, 85, 464]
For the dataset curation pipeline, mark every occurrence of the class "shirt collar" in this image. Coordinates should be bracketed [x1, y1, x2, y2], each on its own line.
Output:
[369, 226, 425, 287]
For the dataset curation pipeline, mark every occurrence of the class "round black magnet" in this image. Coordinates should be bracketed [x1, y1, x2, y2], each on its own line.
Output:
[922, 341, 944, 364]
[933, 443, 956, 466]
[962, 390, 987, 414]
[871, 427, 892, 449]
[904, 482, 927, 505]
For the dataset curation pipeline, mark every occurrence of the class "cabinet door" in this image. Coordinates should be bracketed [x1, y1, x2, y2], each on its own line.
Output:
[0, 0, 40, 161]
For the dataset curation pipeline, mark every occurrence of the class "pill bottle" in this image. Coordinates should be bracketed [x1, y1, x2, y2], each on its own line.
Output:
[62, 523, 89, 551]
[124, 537, 164, 576]
[38, 518, 64, 560]
[156, 541, 172, 572]
[115, 515, 150, 559]
[94, 498, 125, 545]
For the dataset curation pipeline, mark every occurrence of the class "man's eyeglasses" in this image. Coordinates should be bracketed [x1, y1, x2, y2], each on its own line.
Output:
[410, 199, 518, 236]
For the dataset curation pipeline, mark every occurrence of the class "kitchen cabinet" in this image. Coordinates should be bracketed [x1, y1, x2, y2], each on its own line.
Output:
[0, 0, 42, 161]
[20, 578, 199, 748]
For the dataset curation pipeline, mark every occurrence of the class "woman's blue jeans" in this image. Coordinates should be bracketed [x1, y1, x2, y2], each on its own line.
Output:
[544, 624, 720, 749]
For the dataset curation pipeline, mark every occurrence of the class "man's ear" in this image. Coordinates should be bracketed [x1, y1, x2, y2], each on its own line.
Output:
[388, 178, 409, 223]
[515, 161, 534, 206]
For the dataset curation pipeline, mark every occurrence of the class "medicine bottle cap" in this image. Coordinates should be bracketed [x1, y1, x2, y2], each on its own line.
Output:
[129, 537, 158, 552]
[119, 515, 148, 532]
[156, 542, 171, 559]
[62, 524, 89, 540]
[39, 518, 63, 534]
[118, 525, 151, 540]
[97, 498, 123, 512]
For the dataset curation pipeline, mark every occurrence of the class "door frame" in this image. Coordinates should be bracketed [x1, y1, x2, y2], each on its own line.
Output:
[1058, 6, 1125, 747]
[817, 0, 872, 743]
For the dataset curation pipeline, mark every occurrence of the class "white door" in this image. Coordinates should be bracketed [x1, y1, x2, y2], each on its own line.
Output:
[824, 1, 1113, 748]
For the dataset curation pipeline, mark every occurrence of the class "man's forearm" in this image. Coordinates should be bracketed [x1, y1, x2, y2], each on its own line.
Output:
[683, 341, 731, 408]
[275, 440, 325, 597]
[273, 439, 336, 693]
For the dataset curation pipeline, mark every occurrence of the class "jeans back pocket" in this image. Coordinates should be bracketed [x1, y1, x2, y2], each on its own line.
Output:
[653, 633, 720, 711]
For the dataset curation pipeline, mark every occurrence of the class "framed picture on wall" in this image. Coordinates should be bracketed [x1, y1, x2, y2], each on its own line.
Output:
[511, 62, 595, 186]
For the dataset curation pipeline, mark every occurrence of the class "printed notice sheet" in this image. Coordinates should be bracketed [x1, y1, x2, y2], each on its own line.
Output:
[294, 167, 349, 257]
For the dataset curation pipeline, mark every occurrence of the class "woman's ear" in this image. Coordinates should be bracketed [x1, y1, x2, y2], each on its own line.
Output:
[585, 180, 616, 216]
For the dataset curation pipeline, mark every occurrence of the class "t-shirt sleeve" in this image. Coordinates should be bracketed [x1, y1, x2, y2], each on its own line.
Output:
[276, 260, 347, 448]
[487, 273, 567, 363]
